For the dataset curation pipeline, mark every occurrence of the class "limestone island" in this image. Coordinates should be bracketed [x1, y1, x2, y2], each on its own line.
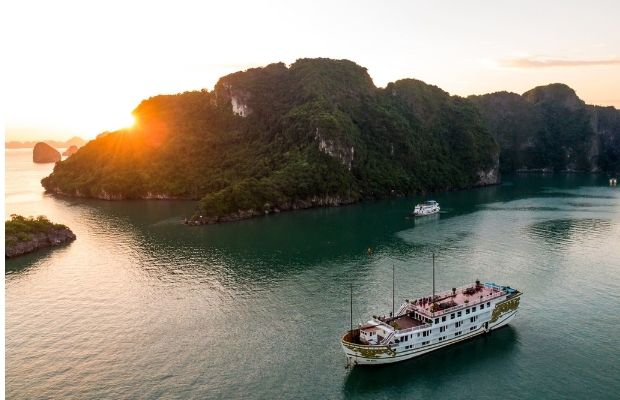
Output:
[33, 142, 61, 163]
[39, 58, 620, 225]
[62, 145, 79, 157]
[5, 215, 76, 258]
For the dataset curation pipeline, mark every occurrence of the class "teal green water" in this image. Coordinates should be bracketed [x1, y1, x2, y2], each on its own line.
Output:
[5, 149, 620, 399]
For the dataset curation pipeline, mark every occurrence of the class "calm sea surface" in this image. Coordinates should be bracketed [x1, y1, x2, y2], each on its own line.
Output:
[5, 148, 620, 399]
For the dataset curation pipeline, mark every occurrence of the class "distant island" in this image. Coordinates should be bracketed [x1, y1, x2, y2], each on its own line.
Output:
[6, 136, 85, 149]
[5, 215, 76, 258]
[33, 142, 61, 163]
[40, 58, 620, 224]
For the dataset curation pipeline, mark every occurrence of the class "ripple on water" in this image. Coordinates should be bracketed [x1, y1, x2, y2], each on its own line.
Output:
[527, 218, 614, 249]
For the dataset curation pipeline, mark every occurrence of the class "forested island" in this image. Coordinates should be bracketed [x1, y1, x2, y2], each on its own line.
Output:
[5, 215, 76, 258]
[40, 58, 620, 224]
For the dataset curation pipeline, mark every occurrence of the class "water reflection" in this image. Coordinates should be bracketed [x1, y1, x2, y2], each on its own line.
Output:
[343, 327, 519, 398]
[5, 244, 74, 274]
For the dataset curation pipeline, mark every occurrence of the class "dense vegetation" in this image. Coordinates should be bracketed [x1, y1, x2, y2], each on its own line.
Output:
[42, 58, 498, 221]
[470, 84, 619, 173]
[41, 59, 619, 222]
[5, 215, 68, 245]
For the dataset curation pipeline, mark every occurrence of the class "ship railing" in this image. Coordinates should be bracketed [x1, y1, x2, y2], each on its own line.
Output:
[395, 303, 409, 316]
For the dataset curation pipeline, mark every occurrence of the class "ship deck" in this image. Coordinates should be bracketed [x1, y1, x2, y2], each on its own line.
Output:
[391, 314, 425, 330]
[408, 284, 506, 318]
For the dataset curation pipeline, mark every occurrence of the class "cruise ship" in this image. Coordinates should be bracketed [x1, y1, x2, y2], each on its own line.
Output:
[341, 280, 522, 365]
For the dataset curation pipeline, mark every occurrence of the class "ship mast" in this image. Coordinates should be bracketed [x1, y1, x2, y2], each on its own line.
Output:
[432, 252, 436, 314]
[392, 263, 395, 318]
[350, 284, 353, 333]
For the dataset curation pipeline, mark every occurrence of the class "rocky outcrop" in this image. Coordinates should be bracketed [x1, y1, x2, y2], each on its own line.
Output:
[42, 186, 182, 201]
[187, 195, 356, 225]
[62, 145, 79, 157]
[315, 128, 355, 170]
[475, 152, 501, 186]
[476, 166, 500, 186]
[33, 142, 61, 163]
[5, 227, 76, 258]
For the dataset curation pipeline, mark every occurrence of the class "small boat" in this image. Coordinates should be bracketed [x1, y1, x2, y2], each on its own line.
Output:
[412, 200, 440, 217]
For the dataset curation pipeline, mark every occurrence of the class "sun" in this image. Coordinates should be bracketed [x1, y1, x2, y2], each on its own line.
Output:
[114, 113, 136, 130]
[77, 112, 137, 139]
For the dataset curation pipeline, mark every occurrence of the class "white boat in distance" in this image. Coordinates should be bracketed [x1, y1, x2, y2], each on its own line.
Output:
[413, 200, 440, 216]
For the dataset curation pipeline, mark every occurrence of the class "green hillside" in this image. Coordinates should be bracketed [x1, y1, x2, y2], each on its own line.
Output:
[42, 58, 499, 222]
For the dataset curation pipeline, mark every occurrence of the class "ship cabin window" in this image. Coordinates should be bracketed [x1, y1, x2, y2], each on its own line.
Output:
[434, 318, 439, 324]
[455, 321, 462, 328]
[487, 302, 490, 307]
[472, 306, 476, 312]
[442, 316, 446, 322]
[450, 313, 455, 319]
[466, 308, 470, 315]
[422, 330, 430, 337]
[422, 341, 430, 345]
[440, 326, 447, 332]
[457, 311, 462, 317]
[470, 316, 478, 323]
[480, 304, 484, 310]
[470, 326, 477, 331]
[455, 331, 462, 336]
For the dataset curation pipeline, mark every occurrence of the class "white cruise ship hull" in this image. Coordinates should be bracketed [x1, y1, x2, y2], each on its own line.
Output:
[342, 291, 521, 366]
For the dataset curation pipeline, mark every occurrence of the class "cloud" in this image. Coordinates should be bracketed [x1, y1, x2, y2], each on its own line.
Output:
[501, 57, 620, 68]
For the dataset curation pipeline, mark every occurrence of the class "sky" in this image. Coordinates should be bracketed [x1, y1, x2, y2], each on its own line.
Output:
[3, 0, 620, 141]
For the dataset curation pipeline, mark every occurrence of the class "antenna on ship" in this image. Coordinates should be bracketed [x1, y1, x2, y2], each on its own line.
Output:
[392, 263, 395, 318]
[432, 252, 436, 315]
[350, 283, 353, 334]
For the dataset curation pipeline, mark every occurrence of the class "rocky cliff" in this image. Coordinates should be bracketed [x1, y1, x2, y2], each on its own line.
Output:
[5, 228, 76, 258]
[470, 84, 620, 173]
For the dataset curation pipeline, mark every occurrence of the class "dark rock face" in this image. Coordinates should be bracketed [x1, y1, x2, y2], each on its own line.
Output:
[5, 227, 76, 258]
[62, 145, 79, 157]
[470, 84, 619, 173]
[33, 142, 61, 163]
